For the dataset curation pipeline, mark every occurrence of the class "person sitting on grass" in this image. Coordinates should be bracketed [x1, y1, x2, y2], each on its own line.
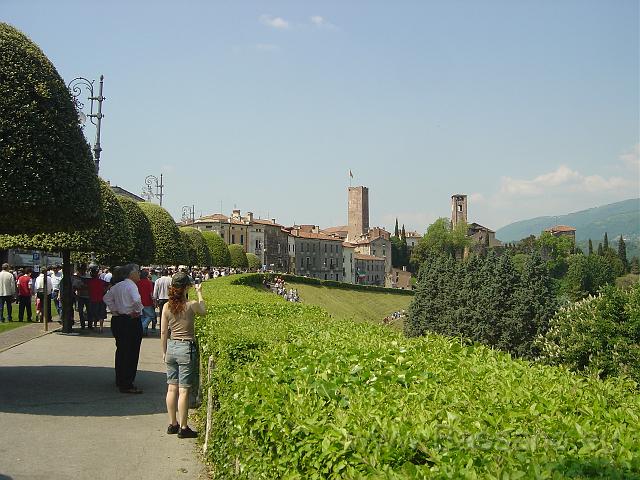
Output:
[161, 272, 206, 439]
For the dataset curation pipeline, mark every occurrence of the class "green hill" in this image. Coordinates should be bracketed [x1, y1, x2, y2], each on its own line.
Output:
[496, 198, 640, 258]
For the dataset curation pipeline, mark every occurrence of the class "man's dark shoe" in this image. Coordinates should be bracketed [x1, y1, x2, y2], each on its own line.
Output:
[167, 424, 179, 434]
[177, 426, 197, 439]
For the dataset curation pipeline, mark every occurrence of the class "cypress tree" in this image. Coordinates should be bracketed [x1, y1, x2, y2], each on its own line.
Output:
[597, 243, 603, 256]
[631, 257, 640, 275]
[394, 218, 399, 237]
[588, 239, 593, 255]
[617, 235, 628, 271]
[603, 232, 609, 251]
[401, 224, 406, 242]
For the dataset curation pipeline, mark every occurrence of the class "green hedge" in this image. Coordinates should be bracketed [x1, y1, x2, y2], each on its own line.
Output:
[0, 23, 102, 234]
[138, 202, 187, 265]
[201, 231, 230, 267]
[196, 276, 640, 478]
[179, 227, 212, 267]
[228, 244, 248, 269]
[116, 196, 155, 266]
[234, 272, 414, 296]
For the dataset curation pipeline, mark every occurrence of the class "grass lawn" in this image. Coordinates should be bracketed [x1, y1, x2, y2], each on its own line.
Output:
[286, 281, 412, 329]
[0, 320, 31, 334]
[0, 297, 59, 334]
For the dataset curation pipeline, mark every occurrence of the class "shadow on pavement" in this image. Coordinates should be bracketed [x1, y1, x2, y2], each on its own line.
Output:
[0, 366, 166, 417]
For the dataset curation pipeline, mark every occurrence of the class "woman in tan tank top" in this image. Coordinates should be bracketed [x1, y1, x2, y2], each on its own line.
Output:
[161, 272, 206, 438]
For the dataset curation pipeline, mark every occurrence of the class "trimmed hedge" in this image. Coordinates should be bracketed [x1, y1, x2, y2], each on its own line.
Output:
[196, 276, 640, 478]
[202, 231, 230, 267]
[179, 227, 212, 267]
[228, 244, 248, 269]
[0, 23, 102, 234]
[0, 180, 130, 258]
[246, 252, 261, 271]
[116, 196, 155, 266]
[138, 202, 187, 265]
[234, 272, 414, 296]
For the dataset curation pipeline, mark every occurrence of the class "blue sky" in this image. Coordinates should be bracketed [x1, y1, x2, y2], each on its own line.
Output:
[3, 0, 639, 233]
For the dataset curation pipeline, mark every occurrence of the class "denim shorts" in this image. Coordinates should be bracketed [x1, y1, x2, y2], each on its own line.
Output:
[166, 339, 198, 388]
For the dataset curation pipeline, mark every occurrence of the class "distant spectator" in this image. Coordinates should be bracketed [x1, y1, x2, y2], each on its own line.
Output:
[137, 269, 156, 336]
[0, 263, 16, 322]
[73, 265, 91, 329]
[17, 267, 33, 322]
[153, 269, 172, 324]
[87, 267, 108, 332]
[34, 269, 53, 323]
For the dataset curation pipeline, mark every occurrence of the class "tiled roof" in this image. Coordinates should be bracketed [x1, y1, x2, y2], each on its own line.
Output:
[342, 241, 356, 248]
[322, 225, 348, 233]
[253, 219, 284, 227]
[544, 225, 576, 233]
[405, 231, 421, 238]
[196, 213, 228, 222]
[354, 253, 385, 261]
[291, 231, 343, 242]
[468, 222, 495, 233]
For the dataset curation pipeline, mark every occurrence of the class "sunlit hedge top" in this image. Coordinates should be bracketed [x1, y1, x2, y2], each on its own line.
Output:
[0, 181, 130, 258]
[202, 231, 230, 267]
[180, 227, 212, 267]
[0, 23, 101, 234]
[138, 202, 187, 265]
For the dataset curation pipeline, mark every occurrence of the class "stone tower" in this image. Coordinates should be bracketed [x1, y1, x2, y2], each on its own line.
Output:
[451, 194, 467, 228]
[348, 186, 369, 241]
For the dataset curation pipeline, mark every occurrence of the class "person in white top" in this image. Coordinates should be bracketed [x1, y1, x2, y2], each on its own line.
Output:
[0, 263, 16, 322]
[35, 270, 53, 323]
[50, 265, 63, 317]
[153, 269, 172, 322]
[103, 264, 145, 394]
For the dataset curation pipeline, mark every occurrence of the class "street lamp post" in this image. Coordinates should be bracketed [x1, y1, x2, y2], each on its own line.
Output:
[182, 205, 195, 224]
[142, 174, 164, 206]
[68, 75, 105, 174]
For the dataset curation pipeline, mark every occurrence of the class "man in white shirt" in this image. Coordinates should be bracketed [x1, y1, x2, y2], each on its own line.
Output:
[152, 269, 172, 324]
[50, 265, 63, 318]
[0, 263, 16, 322]
[35, 270, 53, 323]
[103, 264, 144, 394]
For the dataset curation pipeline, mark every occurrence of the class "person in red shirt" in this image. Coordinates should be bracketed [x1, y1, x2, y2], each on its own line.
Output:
[17, 267, 33, 322]
[87, 267, 108, 332]
[136, 269, 155, 336]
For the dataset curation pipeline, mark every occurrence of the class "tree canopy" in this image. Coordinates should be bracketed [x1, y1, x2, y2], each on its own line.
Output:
[246, 252, 261, 271]
[228, 244, 248, 269]
[179, 227, 212, 267]
[410, 218, 471, 267]
[0, 23, 102, 234]
[202, 231, 231, 267]
[138, 202, 187, 265]
[0, 180, 130, 259]
[115, 197, 155, 266]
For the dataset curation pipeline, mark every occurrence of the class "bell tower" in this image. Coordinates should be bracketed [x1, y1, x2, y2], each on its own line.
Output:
[451, 194, 467, 228]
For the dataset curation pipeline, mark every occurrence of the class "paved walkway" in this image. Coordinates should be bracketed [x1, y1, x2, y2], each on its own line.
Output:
[0, 321, 60, 353]
[0, 322, 207, 480]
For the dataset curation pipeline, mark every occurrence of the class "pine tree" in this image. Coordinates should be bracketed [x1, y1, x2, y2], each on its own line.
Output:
[394, 218, 399, 237]
[588, 239, 593, 255]
[631, 257, 640, 275]
[401, 224, 406, 242]
[617, 235, 628, 272]
[597, 243, 603, 256]
[603, 232, 609, 251]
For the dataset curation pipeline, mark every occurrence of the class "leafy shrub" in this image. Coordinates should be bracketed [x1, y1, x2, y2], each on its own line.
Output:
[179, 227, 211, 267]
[228, 244, 248, 269]
[114, 196, 155, 266]
[537, 283, 640, 384]
[201, 231, 230, 267]
[196, 276, 640, 478]
[0, 23, 102, 234]
[138, 202, 187, 265]
[246, 252, 261, 271]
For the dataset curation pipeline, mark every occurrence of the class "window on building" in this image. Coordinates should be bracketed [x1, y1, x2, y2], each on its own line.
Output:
[323, 258, 327, 267]
[231, 234, 235, 244]
[256, 240, 259, 250]
[330, 260, 334, 269]
[306, 257, 310, 268]
[372, 249, 376, 256]
[220, 232, 224, 240]
[458, 204, 463, 212]
[206, 226, 212, 229]
[336, 274, 339, 281]
[277, 244, 281, 254]
[324, 244, 327, 253]
[324, 274, 327, 280]
[312, 244, 316, 253]
[240, 234, 244, 244]
[383, 249, 386, 257]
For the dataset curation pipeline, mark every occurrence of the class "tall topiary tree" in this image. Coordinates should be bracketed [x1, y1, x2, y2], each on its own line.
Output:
[228, 244, 248, 269]
[202, 231, 231, 267]
[180, 227, 212, 267]
[180, 230, 198, 267]
[246, 252, 261, 271]
[115, 196, 155, 266]
[138, 202, 187, 265]
[0, 23, 102, 234]
[0, 181, 130, 332]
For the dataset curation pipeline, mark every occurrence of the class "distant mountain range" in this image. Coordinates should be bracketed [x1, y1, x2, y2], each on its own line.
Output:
[495, 199, 640, 245]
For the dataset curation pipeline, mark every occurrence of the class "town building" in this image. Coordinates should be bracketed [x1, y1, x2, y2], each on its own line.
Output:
[342, 241, 356, 284]
[544, 225, 576, 243]
[388, 267, 412, 290]
[405, 231, 422, 250]
[354, 253, 385, 286]
[347, 186, 369, 241]
[288, 228, 343, 281]
[468, 222, 502, 248]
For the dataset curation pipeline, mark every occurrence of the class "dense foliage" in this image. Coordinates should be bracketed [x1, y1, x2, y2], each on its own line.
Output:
[180, 230, 198, 267]
[564, 254, 618, 301]
[138, 202, 187, 265]
[201, 231, 231, 267]
[228, 244, 248, 269]
[0, 181, 130, 259]
[115, 196, 155, 266]
[179, 227, 211, 267]
[196, 277, 640, 478]
[410, 218, 470, 268]
[537, 284, 640, 384]
[0, 23, 102, 234]
[246, 252, 261, 271]
[406, 251, 557, 359]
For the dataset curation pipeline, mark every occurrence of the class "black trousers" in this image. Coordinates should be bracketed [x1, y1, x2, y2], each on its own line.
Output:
[111, 315, 143, 389]
[157, 299, 168, 327]
[0, 296, 12, 321]
[18, 295, 32, 321]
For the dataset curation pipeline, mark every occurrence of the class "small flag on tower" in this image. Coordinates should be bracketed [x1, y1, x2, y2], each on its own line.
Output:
[349, 169, 353, 179]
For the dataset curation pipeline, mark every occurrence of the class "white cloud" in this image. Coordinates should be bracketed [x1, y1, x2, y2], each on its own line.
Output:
[621, 143, 640, 170]
[310, 15, 336, 29]
[469, 192, 485, 203]
[499, 165, 632, 196]
[260, 14, 289, 29]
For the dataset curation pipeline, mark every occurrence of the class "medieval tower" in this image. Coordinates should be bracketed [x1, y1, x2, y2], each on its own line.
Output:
[347, 186, 369, 241]
[451, 194, 468, 228]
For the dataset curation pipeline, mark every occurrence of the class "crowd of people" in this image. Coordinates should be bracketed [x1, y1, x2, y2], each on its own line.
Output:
[263, 276, 300, 302]
[382, 310, 406, 325]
